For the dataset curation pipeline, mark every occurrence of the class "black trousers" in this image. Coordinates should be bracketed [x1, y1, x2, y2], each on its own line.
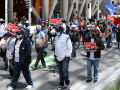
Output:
[34, 47, 46, 68]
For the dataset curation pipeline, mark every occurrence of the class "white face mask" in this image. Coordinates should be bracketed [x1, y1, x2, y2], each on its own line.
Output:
[17, 35, 22, 39]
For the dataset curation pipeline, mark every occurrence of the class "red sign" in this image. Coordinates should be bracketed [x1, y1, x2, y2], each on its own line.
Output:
[114, 17, 120, 25]
[6, 22, 18, 35]
[100, 33, 103, 37]
[107, 15, 114, 20]
[49, 18, 61, 27]
[84, 42, 96, 52]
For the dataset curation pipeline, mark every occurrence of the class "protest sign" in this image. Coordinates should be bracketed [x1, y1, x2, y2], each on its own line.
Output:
[84, 42, 96, 52]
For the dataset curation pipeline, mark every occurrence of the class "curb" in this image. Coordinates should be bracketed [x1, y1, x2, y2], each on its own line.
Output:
[71, 63, 120, 90]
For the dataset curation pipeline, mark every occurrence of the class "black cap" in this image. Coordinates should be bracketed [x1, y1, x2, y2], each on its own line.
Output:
[17, 29, 25, 34]
[55, 26, 64, 31]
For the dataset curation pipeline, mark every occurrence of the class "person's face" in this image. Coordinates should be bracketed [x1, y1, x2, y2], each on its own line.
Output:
[18, 24, 22, 30]
[17, 33, 24, 39]
[91, 32, 97, 38]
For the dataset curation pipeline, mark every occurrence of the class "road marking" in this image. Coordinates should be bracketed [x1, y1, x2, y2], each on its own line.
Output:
[30, 55, 56, 67]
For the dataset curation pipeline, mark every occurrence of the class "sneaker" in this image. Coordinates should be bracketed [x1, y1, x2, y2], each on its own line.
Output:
[31, 66, 36, 70]
[94, 80, 97, 83]
[7, 86, 14, 90]
[26, 84, 35, 89]
[40, 66, 46, 68]
[57, 86, 62, 89]
[67, 85, 70, 90]
[86, 79, 92, 83]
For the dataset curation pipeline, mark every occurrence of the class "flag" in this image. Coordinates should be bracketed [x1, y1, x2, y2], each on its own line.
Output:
[106, 0, 117, 13]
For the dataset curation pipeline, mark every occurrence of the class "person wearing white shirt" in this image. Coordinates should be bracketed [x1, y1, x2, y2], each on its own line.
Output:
[54, 26, 72, 90]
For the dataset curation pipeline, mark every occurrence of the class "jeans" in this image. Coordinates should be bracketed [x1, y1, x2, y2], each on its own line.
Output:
[102, 33, 105, 42]
[34, 47, 46, 68]
[11, 62, 33, 89]
[87, 59, 100, 80]
[29, 35, 34, 43]
[106, 37, 111, 48]
[110, 34, 114, 47]
[5, 57, 8, 68]
[56, 57, 70, 86]
[71, 44, 76, 57]
[79, 34, 81, 44]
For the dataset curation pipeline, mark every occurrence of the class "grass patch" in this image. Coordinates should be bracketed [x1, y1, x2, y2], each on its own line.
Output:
[103, 78, 120, 90]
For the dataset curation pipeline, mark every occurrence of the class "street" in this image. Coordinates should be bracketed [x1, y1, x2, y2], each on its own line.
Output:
[0, 40, 119, 90]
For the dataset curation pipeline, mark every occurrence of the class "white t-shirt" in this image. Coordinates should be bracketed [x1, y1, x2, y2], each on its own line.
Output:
[6, 37, 16, 58]
[89, 38, 100, 60]
[15, 39, 23, 62]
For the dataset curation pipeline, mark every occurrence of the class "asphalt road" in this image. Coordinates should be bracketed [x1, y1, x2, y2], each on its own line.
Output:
[0, 40, 120, 90]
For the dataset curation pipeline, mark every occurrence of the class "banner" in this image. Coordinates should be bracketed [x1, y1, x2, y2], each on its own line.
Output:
[6, 22, 18, 35]
[107, 15, 114, 20]
[114, 17, 120, 25]
[84, 42, 96, 52]
[49, 18, 61, 27]
[106, 0, 117, 13]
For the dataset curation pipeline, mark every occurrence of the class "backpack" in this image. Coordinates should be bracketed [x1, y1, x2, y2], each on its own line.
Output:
[66, 25, 70, 33]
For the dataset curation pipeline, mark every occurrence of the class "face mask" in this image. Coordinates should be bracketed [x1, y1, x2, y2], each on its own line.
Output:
[42, 25, 44, 28]
[92, 33, 95, 38]
[5, 31, 8, 34]
[37, 29, 41, 34]
[106, 25, 108, 28]
[87, 28, 90, 30]
[17, 35, 22, 39]
[75, 22, 77, 24]
[56, 32, 61, 36]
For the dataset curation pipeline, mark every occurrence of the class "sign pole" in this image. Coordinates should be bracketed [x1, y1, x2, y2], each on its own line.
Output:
[5, 0, 8, 27]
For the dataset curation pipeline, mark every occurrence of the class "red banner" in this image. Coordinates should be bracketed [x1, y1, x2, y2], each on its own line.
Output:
[6, 22, 18, 35]
[107, 15, 114, 20]
[49, 18, 61, 27]
[114, 17, 120, 25]
[84, 42, 96, 52]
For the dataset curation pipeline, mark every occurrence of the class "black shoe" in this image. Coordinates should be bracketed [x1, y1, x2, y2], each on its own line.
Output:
[8, 76, 12, 79]
[32, 41, 34, 45]
[86, 79, 92, 83]
[94, 80, 97, 83]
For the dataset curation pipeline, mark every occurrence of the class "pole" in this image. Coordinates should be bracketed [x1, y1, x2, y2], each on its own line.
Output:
[5, 0, 8, 27]
[97, 0, 99, 19]
[29, 0, 31, 26]
[117, 0, 118, 17]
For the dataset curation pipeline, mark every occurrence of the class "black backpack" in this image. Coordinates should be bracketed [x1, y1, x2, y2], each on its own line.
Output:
[66, 25, 70, 33]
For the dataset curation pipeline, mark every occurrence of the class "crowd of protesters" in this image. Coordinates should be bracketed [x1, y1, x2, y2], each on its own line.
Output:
[0, 15, 120, 90]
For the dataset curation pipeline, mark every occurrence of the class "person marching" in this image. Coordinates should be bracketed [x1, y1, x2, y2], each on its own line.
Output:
[54, 26, 72, 90]
[31, 25, 46, 70]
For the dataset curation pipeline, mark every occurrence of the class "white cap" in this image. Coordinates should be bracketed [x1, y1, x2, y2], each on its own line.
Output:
[71, 25, 77, 28]
[26, 20, 30, 23]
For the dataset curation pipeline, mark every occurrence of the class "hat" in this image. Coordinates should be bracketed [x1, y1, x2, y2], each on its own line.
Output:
[87, 25, 92, 28]
[71, 25, 77, 28]
[26, 20, 30, 23]
[55, 26, 64, 31]
[0, 18, 5, 21]
[17, 29, 25, 34]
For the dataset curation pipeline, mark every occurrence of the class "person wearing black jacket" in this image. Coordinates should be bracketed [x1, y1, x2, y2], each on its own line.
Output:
[116, 25, 120, 49]
[85, 30, 105, 83]
[7, 29, 34, 90]
[70, 25, 80, 59]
